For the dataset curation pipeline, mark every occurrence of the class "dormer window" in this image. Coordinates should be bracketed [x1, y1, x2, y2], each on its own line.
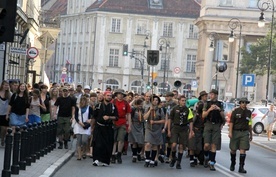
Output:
[149, 0, 163, 9]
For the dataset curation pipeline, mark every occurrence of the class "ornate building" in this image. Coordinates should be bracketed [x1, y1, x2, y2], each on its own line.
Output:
[195, 0, 270, 101]
[50, 0, 200, 95]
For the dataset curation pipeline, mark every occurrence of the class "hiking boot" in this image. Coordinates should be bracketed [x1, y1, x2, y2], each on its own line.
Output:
[170, 158, 176, 167]
[230, 162, 235, 171]
[132, 156, 137, 163]
[238, 166, 247, 173]
[111, 155, 116, 163]
[64, 141, 68, 149]
[137, 154, 141, 161]
[176, 162, 181, 169]
[158, 155, 164, 163]
[58, 142, 63, 149]
[204, 158, 209, 168]
[117, 152, 122, 164]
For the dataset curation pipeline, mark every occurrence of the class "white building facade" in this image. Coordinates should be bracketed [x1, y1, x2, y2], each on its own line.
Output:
[53, 0, 200, 95]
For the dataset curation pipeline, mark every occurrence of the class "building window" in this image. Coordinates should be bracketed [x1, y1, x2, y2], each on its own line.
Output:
[86, 18, 90, 33]
[160, 53, 170, 70]
[186, 54, 196, 73]
[106, 79, 119, 90]
[109, 49, 119, 67]
[249, 0, 258, 8]
[136, 20, 147, 34]
[188, 24, 198, 39]
[111, 18, 121, 33]
[214, 40, 229, 61]
[163, 22, 173, 37]
[80, 19, 83, 33]
[69, 20, 72, 33]
[158, 82, 171, 94]
[219, 0, 233, 6]
[131, 81, 143, 94]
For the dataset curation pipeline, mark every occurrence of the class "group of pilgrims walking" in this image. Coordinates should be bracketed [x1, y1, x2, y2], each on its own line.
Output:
[0, 80, 253, 173]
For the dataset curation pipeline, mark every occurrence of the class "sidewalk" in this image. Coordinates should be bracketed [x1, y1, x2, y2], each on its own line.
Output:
[0, 139, 76, 177]
[0, 133, 275, 177]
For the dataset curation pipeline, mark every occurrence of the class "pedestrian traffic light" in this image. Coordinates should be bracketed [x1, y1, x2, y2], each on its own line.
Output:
[0, 0, 17, 42]
[146, 85, 151, 90]
[123, 44, 128, 56]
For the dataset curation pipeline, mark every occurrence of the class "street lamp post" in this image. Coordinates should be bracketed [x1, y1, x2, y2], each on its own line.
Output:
[257, 0, 275, 105]
[158, 38, 170, 94]
[228, 18, 242, 100]
[143, 31, 151, 91]
[208, 32, 220, 90]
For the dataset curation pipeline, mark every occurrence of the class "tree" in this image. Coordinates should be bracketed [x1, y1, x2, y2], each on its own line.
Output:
[240, 23, 276, 77]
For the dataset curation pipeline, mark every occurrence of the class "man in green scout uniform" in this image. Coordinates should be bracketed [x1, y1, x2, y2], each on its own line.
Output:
[228, 97, 252, 173]
[202, 89, 225, 171]
[168, 95, 193, 169]
[188, 90, 208, 167]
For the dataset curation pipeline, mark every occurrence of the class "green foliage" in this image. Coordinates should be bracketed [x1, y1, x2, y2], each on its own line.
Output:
[240, 23, 276, 76]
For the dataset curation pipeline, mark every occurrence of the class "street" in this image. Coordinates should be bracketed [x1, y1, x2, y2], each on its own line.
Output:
[54, 128, 276, 177]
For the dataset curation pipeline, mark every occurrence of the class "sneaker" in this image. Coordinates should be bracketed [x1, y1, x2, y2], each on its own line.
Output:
[164, 156, 170, 163]
[144, 160, 150, 167]
[190, 161, 196, 167]
[209, 164, 216, 171]
[132, 156, 137, 163]
[158, 155, 164, 163]
[176, 162, 181, 169]
[170, 158, 176, 167]
[102, 163, 109, 167]
[93, 160, 100, 166]
[111, 155, 116, 163]
[149, 161, 155, 167]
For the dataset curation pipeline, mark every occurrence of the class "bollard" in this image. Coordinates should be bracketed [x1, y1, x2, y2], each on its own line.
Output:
[25, 123, 33, 166]
[19, 126, 27, 170]
[52, 120, 57, 149]
[42, 122, 48, 155]
[48, 120, 53, 151]
[11, 127, 20, 175]
[31, 123, 37, 163]
[34, 123, 40, 159]
[38, 122, 44, 157]
[46, 121, 51, 153]
[1, 128, 13, 177]
[51, 120, 55, 150]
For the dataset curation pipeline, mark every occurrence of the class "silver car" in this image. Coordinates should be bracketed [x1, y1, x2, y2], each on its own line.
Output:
[248, 105, 276, 134]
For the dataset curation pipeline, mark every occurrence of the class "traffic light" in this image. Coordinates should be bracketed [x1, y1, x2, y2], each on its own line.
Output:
[216, 61, 227, 73]
[147, 50, 159, 66]
[146, 85, 151, 90]
[153, 82, 158, 86]
[123, 44, 128, 56]
[0, 0, 17, 42]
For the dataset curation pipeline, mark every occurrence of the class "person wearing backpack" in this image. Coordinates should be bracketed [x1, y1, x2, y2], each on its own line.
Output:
[111, 89, 132, 164]
[143, 95, 165, 167]
[168, 95, 194, 169]
[128, 99, 144, 162]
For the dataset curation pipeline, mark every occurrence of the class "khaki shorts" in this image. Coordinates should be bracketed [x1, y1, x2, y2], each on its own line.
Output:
[57, 116, 71, 138]
[203, 121, 221, 149]
[266, 123, 275, 132]
[188, 128, 203, 151]
[170, 125, 189, 146]
[229, 130, 250, 151]
[114, 125, 126, 142]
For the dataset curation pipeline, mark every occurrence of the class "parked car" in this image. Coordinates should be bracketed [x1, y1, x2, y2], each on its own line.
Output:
[225, 105, 276, 134]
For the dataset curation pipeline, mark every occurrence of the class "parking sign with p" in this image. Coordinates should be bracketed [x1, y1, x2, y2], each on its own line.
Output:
[242, 74, 255, 87]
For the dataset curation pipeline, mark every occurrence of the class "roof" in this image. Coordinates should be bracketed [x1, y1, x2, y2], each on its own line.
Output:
[86, 0, 200, 18]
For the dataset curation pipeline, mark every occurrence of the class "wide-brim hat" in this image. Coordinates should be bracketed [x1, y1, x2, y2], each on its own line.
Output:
[114, 89, 126, 97]
[239, 97, 250, 104]
[198, 90, 208, 100]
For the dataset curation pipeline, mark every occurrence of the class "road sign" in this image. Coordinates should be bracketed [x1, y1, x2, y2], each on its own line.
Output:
[147, 50, 159, 66]
[10, 47, 27, 55]
[174, 67, 180, 74]
[0, 43, 5, 51]
[242, 74, 255, 87]
[27, 47, 39, 58]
